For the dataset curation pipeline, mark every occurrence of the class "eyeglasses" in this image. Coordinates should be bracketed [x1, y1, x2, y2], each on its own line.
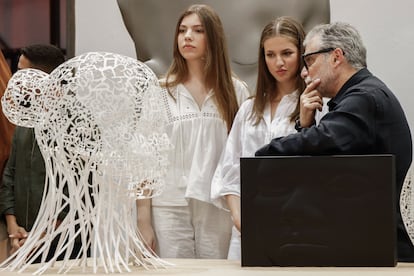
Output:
[302, 47, 335, 70]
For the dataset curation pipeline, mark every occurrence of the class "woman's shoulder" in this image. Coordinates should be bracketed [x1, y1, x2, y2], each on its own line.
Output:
[237, 97, 255, 115]
[158, 77, 178, 93]
[231, 76, 250, 93]
[158, 75, 180, 87]
[158, 77, 170, 88]
[231, 76, 251, 104]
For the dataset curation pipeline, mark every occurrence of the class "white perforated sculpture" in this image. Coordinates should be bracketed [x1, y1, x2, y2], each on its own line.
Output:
[1, 52, 171, 274]
[401, 166, 414, 246]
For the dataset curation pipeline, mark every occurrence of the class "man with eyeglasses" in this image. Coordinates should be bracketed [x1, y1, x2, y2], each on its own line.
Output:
[256, 22, 414, 262]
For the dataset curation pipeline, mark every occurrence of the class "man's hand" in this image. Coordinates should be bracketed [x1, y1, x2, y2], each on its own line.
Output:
[299, 78, 323, 128]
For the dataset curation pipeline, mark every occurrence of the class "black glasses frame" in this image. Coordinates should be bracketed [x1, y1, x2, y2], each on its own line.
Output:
[302, 47, 335, 70]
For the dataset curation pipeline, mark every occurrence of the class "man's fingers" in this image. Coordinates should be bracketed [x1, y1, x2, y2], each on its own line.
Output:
[301, 94, 323, 108]
[303, 78, 321, 94]
[308, 95, 323, 105]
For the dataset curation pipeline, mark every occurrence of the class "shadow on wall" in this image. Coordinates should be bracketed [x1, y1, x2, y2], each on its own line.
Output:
[117, 0, 330, 91]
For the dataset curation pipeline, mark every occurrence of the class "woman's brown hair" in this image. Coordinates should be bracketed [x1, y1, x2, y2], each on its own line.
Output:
[162, 4, 239, 132]
[251, 16, 306, 125]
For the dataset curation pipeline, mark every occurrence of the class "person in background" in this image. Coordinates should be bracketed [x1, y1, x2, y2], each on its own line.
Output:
[0, 44, 67, 260]
[137, 4, 249, 258]
[211, 16, 323, 260]
[256, 22, 414, 262]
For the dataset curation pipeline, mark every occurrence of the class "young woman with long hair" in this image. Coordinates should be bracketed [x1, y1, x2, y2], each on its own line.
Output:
[211, 16, 311, 260]
[137, 4, 249, 258]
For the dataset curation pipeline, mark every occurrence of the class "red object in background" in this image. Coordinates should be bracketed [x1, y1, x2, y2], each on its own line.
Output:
[0, 49, 14, 179]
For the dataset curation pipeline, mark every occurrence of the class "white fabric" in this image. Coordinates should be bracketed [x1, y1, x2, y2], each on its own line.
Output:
[152, 199, 233, 258]
[211, 93, 329, 210]
[227, 226, 241, 260]
[211, 91, 299, 210]
[152, 78, 249, 206]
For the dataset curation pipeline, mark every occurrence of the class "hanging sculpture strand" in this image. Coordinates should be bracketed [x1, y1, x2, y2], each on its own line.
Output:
[1, 52, 172, 274]
[401, 168, 414, 246]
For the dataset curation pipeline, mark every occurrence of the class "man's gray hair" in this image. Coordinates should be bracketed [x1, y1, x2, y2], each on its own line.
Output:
[304, 22, 367, 69]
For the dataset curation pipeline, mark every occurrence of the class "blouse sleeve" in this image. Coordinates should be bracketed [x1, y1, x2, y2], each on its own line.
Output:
[233, 77, 250, 105]
[211, 99, 252, 210]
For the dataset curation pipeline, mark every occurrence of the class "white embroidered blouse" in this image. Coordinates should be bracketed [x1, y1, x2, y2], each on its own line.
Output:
[152, 78, 249, 206]
[210, 91, 300, 210]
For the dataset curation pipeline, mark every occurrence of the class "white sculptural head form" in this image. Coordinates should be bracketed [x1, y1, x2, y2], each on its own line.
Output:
[1, 52, 171, 274]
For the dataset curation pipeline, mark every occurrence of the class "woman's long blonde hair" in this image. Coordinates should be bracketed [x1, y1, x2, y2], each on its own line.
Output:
[251, 16, 306, 125]
[162, 4, 239, 132]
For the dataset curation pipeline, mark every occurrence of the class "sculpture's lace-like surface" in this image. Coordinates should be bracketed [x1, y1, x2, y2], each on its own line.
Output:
[1, 52, 171, 274]
[401, 166, 414, 246]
